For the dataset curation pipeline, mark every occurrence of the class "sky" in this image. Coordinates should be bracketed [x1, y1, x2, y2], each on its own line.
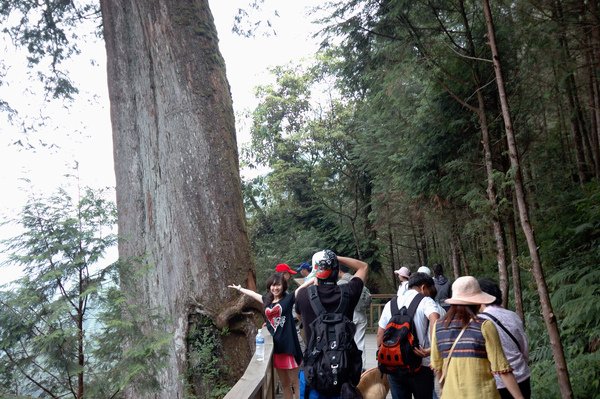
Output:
[0, 0, 324, 284]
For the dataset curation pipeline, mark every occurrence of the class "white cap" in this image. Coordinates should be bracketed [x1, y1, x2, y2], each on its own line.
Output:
[417, 266, 432, 276]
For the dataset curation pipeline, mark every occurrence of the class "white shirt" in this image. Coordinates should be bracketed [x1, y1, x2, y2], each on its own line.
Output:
[378, 289, 440, 366]
[396, 280, 409, 296]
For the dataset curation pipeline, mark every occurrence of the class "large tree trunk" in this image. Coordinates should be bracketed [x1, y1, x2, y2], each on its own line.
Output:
[483, 1, 573, 397]
[590, 0, 600, 171]
[100, 1, 257, 398]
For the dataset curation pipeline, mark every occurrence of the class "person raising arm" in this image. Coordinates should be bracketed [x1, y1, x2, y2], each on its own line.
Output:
[228, 273, 315, 399]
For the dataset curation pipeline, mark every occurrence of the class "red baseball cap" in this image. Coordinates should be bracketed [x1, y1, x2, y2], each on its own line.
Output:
[275, 263, 297, 274]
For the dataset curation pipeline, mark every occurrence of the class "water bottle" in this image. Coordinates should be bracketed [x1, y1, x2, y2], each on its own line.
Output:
[255, 328, 265, 361]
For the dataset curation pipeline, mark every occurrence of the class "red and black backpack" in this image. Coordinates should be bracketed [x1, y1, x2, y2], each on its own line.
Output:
[377, 293, 424, 376]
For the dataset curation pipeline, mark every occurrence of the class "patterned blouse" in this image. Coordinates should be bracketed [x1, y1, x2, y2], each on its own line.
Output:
[431, 317, 512, 399]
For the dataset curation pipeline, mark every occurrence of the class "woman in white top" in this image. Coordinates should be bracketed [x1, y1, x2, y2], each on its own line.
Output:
[394, 266, 411, 296]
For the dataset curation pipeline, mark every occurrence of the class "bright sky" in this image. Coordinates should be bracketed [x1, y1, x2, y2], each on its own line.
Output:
[0, 1, 323, 284]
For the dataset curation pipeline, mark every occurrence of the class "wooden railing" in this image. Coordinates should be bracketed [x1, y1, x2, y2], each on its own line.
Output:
[368, 293, 395, 332]
[224, 327, 276, 399]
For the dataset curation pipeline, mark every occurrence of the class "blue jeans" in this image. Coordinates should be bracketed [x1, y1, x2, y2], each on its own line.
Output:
[387, 367, 434, 399]
[298, 370, 340, 399]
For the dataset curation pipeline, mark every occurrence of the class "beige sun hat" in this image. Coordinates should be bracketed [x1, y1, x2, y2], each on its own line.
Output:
[357, 367, 390, 399]
[445, 276, 496, 305]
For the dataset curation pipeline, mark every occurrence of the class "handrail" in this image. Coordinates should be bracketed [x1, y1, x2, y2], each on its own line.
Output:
[368, 293, 395, 332]
[224, 327, 275, 399]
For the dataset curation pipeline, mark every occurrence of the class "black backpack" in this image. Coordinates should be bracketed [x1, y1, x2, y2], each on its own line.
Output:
[377, 294, 424, 376]
[303, 284, 362, 397]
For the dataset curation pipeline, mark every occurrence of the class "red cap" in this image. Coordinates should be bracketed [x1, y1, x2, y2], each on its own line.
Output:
[275, 263, 297, 274]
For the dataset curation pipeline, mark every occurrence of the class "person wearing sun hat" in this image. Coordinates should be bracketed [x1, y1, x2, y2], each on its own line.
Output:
[394, 266, 411, 296]
[430, 276, 524, 399]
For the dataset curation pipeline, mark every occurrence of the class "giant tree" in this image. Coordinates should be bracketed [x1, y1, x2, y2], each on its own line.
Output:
[1, 0, 259, 397]
[99, 1, 257, 398]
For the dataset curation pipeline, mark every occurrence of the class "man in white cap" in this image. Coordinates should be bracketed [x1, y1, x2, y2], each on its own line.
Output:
[296, 249, 369, 398]
[394, 266, 411, 296]
[417, 265, 432, 276]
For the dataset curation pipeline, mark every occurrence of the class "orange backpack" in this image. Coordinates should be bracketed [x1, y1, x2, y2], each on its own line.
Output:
[377, 294, 424, 376]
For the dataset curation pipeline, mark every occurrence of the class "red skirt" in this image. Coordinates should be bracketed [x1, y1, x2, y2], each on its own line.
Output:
[273, 353, 299, 370]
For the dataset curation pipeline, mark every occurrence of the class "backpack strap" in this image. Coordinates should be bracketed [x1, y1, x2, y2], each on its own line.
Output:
[307, 285, 326, 316]
[407, 293, 425, 345]
[390, 295, 399, 315]
[480, 311, 522, 352]
[308, 284, 351, 316]
[407, 293, 425, 318]
[389, 292, 424, 317]
[334, 283, 350, 314]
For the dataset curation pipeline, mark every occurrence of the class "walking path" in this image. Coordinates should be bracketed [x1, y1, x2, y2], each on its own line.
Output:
[363, 332, 379, 370]
[364, 333, 393, 399]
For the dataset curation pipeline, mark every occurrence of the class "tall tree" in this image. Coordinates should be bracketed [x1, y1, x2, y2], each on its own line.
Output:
[482, 1, 573, 396]
[99, 1, 256, 398]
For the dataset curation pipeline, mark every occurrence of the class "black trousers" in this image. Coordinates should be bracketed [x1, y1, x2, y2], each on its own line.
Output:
[388, 367, 434, 399]
[498, 377, 531, 399]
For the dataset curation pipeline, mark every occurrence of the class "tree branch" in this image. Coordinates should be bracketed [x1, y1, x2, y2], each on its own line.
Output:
[4, 349, 60, 399]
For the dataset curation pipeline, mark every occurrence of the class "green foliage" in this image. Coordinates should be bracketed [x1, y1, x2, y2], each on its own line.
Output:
[0, 186, 169, 398]
[186, 314, 231, 399]
[243, 2, 600, 395]
[87, 271, 171, 398]
[242, 60, 383, 282]
[0, 186, 116, 396]
[525, 183, 600, 398]
[0, 0, 101, 99]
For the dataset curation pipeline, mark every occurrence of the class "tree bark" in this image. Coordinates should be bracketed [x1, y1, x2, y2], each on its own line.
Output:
[553, 0, 591, 184]
[78, 295, 84, 399]
[483, 1, 573, 397]
[506, 194, 525, 322]
[386, 202, 398, 288]
[418, 220, 428, 266]
[582, 0, 600, 178]
[590, 0, 600, 171]
[450, 231, 461, 279]
[476, 88, 510, 308]
[100, 1, 256, 397]
[411, 216, 423, 266]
